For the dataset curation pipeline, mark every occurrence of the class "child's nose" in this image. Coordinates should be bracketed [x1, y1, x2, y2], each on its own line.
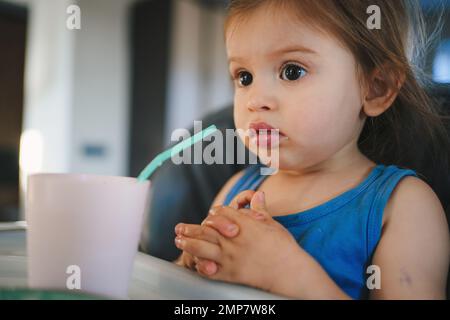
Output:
[247, 102, 272, 112]
[246, 88, 277, 112]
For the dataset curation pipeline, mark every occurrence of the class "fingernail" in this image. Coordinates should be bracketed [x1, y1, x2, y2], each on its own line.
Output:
[257, 191, 265, 202]
[206, 262, 216, 274]
[175, 236, 185, 248]
[209, 209, 217, 216]
[227, 224, 238, 234]
[175, 224, 184, 234]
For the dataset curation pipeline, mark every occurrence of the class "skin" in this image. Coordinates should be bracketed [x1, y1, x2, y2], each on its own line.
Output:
[174, 4, 449, 299]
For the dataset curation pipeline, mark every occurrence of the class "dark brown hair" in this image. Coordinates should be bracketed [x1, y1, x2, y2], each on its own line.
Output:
[225, 0, 450, 214]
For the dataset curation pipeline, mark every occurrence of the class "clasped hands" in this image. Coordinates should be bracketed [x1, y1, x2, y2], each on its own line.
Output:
[174, 190, 307, 294]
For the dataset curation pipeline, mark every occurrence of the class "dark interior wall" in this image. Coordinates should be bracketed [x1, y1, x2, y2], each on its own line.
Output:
[0, 2, 27, 221]
[128, 0, 172, 177]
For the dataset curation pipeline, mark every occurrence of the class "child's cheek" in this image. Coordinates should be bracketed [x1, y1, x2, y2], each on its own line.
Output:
[287, 102, 331, 140]
[304, 105, 361, 155]
[233, 101, 248, 130]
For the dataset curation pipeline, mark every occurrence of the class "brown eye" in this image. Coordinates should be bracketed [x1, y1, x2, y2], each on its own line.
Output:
[238, 71, 253, 86]
[280, 64, 307, 81]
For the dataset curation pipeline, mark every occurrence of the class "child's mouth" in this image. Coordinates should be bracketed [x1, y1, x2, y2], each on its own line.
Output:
[248, 122, 288, 149]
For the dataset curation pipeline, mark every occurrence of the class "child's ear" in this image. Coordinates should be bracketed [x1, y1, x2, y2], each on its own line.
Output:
[362, 67, 405, 117]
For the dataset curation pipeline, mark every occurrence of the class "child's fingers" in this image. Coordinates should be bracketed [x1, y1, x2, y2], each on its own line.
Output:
[206, 205, 270, 229]
[175, 236, 222, 263]
[195, 258, 219, 276]
[201, 215, 240, 237]
[238, 208, 267, 221]
[175, 223, 223, 244]
[249, 191, 271, 219]
[175, 252, 196, 270]
[195, 263, 228, 283]
[229, 190, 256, 210]
[208, 205, 251, 226]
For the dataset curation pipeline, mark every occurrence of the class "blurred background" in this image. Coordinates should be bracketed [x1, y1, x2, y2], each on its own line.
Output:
[0, 0, 449, 222]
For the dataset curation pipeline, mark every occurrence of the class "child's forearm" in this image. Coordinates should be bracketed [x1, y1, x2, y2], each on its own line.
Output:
[269, 249, 352, 300]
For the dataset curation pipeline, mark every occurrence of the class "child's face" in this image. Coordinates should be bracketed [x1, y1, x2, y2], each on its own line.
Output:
[226, 6, 367, 172]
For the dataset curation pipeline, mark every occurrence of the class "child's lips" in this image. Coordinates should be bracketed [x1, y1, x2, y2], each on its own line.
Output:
[248, 122, 288, 148]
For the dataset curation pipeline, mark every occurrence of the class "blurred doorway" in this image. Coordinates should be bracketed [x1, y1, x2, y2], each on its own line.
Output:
[0, 2, 27, 222]
[128, 0, 172, 177]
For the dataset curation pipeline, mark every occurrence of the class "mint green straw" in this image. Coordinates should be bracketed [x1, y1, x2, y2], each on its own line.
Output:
[137, 124, 218, 182]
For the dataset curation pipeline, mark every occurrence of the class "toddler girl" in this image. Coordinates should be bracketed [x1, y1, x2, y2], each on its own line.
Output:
[174, 0, 450, 299]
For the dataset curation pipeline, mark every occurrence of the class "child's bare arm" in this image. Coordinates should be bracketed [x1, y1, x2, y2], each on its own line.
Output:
[370, 177, 449, 299]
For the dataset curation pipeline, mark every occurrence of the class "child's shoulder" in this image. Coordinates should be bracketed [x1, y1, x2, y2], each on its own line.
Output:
[383, 175, 446, 227]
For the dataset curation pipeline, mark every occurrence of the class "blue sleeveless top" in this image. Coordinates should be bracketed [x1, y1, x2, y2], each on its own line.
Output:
[223, 164, 417, 299]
